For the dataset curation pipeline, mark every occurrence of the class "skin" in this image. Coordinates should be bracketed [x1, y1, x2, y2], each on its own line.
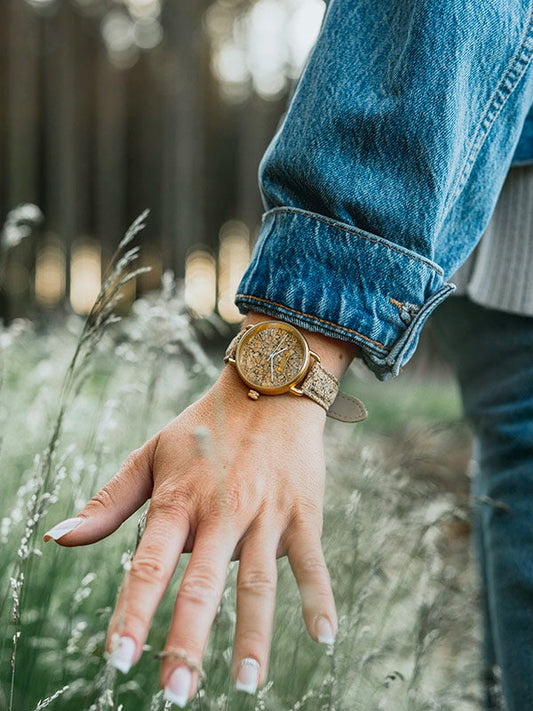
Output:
[46, 311, 358, 702]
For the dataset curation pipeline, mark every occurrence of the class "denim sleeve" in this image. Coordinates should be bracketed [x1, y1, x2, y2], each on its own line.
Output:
[235, 0, 533, 379]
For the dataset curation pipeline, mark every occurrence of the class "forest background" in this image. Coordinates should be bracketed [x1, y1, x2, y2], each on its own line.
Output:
[1, 0, 326, 323]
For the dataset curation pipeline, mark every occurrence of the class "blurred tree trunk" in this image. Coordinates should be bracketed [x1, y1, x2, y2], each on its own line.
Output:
[43, 4, 80, 303]
[7, 0, 40, 207]
[237, 95, 276, 236]
[5, 0, 40, 317]
[96, 47, 126, 266]
[161, 0, 209, 277]
[0, 9, 7, 218]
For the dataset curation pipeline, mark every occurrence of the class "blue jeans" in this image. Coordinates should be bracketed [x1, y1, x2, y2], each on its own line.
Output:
[236, 0, 533, 379]
[433, 297, 533, 711]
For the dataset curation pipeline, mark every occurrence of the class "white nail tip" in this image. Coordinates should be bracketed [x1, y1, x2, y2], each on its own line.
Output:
[317, 634, 336, 645]
[163, 688, 188, 708]
[109, 636, 136, 674]
[235, 680, 258, 695]
[43, 517, 83, 541]
[164, 666, 191, 708]
[316, 616, 336, 645]
[236, 658, 259, 695]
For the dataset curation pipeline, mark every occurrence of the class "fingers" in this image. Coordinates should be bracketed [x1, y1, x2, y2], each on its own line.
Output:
[107, 498, 190, 672]
[232, 529, 278, 694]
[287, 524, 337, 646]
[43, 434, 159, 546]
[158, 518, 333, 707]
[160, 522, 238, 707]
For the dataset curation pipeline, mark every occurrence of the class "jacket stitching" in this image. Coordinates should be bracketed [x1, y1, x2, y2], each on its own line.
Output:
[235, 293, 389, 350]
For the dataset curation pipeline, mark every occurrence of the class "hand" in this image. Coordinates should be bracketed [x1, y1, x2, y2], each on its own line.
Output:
[43, 313, 358, 706]
[44, 364, 337, 706]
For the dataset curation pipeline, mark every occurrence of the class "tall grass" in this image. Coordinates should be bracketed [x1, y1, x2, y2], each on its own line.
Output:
[0, 219, 480, 709]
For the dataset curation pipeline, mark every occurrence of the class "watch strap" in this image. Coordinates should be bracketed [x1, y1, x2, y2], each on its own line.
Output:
[327, 391, 368, 423]
[300, 360, 339, 411]
[302, 361, 367, 423]
[224, 330, 245, 363]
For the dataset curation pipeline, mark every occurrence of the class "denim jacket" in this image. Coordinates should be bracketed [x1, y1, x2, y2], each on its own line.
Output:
[236, 0, 533, 379]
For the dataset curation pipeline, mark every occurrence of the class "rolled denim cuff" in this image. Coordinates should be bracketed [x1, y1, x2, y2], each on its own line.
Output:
[235, 208, 455, 380]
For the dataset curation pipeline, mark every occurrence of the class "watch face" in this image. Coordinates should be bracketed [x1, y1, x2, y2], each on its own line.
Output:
[236, 322, 309, 394]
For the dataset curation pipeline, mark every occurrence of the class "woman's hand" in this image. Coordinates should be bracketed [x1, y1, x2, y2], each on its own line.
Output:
[43, 316, 356, 707]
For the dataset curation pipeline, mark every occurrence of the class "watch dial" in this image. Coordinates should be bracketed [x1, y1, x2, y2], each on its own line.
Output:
[237, 323, 308, 392]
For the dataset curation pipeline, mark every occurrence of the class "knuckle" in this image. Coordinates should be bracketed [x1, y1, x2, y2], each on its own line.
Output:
[296, 552, 328, 579]
[120, 447, 146, 475]
[129, 555, 168, 585]
[178, 568, 221, 606]
[238, 627, 270, 652]
[290, 496, 322, 525]
[114, 604, 150, 640]
[238, 570, 276, 597]
[86, 483, 117, 512]
[124, 449, 141, 469]
[224, 486, 245, 516]
[149, 492, 189, 521]
[213, 482, 247, 518]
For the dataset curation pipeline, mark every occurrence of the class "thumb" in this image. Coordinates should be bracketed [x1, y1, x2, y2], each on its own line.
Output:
[43, 433, 159, 547]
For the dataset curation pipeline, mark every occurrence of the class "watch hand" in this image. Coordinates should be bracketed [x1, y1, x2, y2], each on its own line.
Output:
[269, 346, 288, 381]
[270, 334, 288, 358]
[277, 351, 291, 372]
[271, 347, 288, 359]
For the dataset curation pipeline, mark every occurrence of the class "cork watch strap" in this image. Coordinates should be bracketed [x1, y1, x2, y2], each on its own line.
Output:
[301, 361, 367, 423]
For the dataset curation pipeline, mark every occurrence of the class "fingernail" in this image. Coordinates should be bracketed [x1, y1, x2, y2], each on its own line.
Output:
[316, 616, 335, 645]
[164, 666, 192, 708]
[109, 635, 136, 674]
[235, 658, 260, 695]
[43, 517, 83, 542]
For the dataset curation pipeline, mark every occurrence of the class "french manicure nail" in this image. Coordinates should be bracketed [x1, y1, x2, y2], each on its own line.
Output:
[109, 635, 136, 674]
[164, 666, 192, 708]
[235, 658, 260, 694]
[316, 616, 335, 645]
[43, 517, 83, 542]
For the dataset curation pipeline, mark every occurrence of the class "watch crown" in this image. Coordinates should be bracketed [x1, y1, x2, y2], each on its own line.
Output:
[247, 389, 260, 401]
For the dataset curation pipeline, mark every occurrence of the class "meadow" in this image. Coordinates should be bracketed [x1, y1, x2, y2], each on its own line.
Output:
[0, 234, 481, 710]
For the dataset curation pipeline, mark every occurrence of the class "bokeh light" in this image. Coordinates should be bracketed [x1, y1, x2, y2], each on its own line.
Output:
[35, 239, 66, 307]
[101, 10, 140, 69]
[70, 241, 101, 314]
[217, 221, 250, 323]
[185, 250, 217, 316]
[206, 0, 325, 102]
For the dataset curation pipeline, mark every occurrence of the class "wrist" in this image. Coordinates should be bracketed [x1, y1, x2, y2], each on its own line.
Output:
[217, 361, 327, 423]
[220, 313, 367, 424]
